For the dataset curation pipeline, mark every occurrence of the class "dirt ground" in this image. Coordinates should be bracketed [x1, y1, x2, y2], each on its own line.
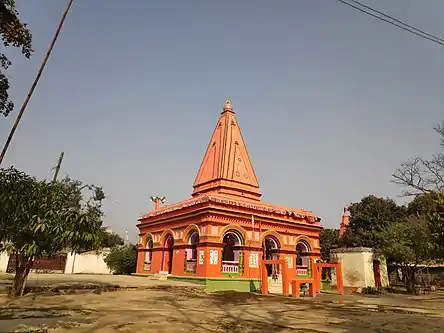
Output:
[0, 274, 444, 333]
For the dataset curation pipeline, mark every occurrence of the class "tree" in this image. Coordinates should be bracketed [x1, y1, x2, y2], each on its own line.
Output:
[99, 228, 124, 249]
[319, 228, 339, 262]
[392, 122, 444, 257]
[341, 195, 406, 248]
[392, 122, 444, 195]
[0, 167, 105, 296]
[374, 215, 438, 293]
[0, 1, 33, 117]
[104, 244, 137, 275]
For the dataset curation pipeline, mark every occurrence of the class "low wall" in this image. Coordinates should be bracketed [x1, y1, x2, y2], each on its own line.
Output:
[1, 250, 112, 275]
[65, 251, 112, 274]
[0, 251, 9, 273]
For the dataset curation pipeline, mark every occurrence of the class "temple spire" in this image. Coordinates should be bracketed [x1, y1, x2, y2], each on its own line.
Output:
[192, 100, 261, 201]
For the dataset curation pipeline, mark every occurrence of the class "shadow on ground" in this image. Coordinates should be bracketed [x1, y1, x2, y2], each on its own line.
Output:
[0, 285, 444, 332]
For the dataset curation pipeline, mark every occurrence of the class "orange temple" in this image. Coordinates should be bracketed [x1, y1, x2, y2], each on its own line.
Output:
[136, 100, 324, 293]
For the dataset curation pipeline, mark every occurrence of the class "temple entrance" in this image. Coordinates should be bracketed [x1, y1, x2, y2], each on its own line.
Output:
[261, 259, 289, 296]
[261, 236, 281, 294]
[262, 236, 280, 277]
[163, 235, 174, 274]
[185, 230, 199, 273]
[221, 230, 243, 274]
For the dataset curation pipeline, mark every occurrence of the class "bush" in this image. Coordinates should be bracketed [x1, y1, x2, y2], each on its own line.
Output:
[361, 286, 381, 295]
[104, 244, 137, 275]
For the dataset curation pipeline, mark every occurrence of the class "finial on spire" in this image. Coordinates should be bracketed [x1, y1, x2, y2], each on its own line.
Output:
[223, 99, 232, 112]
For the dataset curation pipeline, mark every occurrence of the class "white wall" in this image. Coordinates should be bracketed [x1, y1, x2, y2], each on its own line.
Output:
[0, 251, 9, 272]
[331, 248, 389, 289]
[65, 251, 112, 275]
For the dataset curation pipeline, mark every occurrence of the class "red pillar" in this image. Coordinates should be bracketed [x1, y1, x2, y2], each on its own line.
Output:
[261, 260, 269, 295]
[282, 261, 289, 296]
[336, 263, 344, 294]
[136, 249, 145, 273]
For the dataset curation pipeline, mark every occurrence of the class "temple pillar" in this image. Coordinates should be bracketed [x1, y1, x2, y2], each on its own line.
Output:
[283, 252, 298, 281]
[136, 247, 145, 274]
[151, 247, 163, 273]
[171, 246, 186, 276]
[243, 247, 261, 279]
[196, 242, 224, 278]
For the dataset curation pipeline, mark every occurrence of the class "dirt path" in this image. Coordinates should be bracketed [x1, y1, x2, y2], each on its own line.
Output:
[1, 286, 443, 333]
[0, 273, 198, 287]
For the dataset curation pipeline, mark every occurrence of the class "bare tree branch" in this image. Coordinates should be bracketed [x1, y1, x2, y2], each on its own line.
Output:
[392, 123, 444, 196]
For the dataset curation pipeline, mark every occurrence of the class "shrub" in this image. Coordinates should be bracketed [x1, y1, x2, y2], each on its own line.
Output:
[104, 244, 137, 275]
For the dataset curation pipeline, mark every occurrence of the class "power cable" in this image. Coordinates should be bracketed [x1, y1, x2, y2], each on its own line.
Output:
[347, 0, 444, 43]
[337, 0, 444, 46]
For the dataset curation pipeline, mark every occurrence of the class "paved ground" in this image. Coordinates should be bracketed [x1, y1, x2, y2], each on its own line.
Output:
[0, 274, 443, 333]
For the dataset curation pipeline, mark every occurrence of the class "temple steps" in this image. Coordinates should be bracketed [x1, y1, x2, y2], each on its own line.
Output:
[268, 275, 283, 295]
[155, 271, 171, 281]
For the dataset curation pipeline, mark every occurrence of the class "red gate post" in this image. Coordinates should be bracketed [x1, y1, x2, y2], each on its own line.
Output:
[261, 259, 269, 295]
[313, 262, 321, 294]
[336, 263, 344, 295]
[261, 259, 287, 295]
[282, 260, 289, 296]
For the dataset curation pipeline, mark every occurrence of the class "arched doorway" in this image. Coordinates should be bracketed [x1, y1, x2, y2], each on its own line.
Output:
[163, 235, 174, 274]
[262, 236, 280, 277]
[144, 238, 153, 271]
[296, 241, 310, 276]
[221, 231, 243, 274]
[186, 230, 199, 273]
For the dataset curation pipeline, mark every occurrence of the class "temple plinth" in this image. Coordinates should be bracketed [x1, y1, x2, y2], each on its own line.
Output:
[136, 100, 323, 293]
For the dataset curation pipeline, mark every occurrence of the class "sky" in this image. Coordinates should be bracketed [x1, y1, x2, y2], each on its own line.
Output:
[1, 0, 443, 241]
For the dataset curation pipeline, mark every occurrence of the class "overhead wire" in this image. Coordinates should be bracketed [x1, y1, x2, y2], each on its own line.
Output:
[337, 0, 444, 47]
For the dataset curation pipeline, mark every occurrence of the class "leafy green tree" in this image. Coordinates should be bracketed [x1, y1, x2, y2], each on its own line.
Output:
[100, 228, 124, 249]
[104, 244, 137, 275]
[374, 215, 438, 293]
[0, 0, 33, 117]
[0, 167, 105, 296]
[319, 228, 339, 262]
[433, 193, 444, 255]
[342, 195, 406, 248]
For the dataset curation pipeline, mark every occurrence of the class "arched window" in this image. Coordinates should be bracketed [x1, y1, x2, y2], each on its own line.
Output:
[162, 234, 174, 274]
[221, 231, 243, 274]
[222, 232, 241, 261]
[144, 238, 153, 271]
[296, 241, 310, 267]
[187, 230, 200, 261]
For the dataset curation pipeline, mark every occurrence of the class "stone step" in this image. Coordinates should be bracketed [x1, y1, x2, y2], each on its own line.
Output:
[156, 271, 170, 281]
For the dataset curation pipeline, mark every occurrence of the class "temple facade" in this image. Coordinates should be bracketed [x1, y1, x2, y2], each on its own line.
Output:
[136, 100, 323, 292]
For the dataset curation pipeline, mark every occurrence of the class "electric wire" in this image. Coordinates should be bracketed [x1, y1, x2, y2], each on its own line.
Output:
[337, 0, 444, 47]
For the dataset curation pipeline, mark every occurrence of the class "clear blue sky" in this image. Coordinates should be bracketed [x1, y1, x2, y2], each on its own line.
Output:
[1, 0, 443, 241]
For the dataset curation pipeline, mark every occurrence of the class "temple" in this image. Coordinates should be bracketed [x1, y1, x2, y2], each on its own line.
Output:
[136, 100, 323, 292]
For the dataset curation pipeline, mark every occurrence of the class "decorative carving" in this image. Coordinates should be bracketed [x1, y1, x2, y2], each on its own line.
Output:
[209, 249, 219, 265]
[285, 256, 293, 268]
[198, 250, 204, 264]
[249, 252, 259, 268]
